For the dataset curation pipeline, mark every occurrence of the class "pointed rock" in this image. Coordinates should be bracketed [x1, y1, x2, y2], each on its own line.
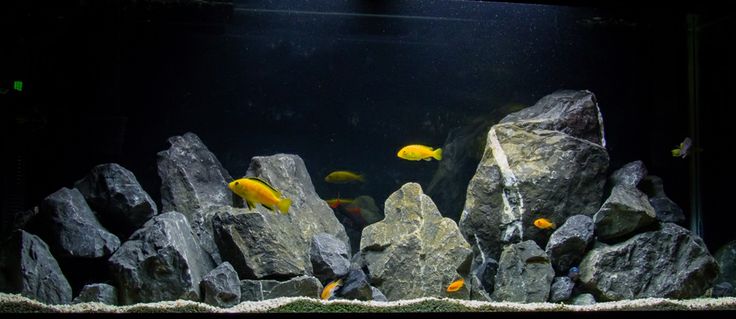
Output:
[201, 262, 241, 308]
[491, 240, 555, 303]
[639, 175, 685, 224]
[545, 215, 594, 273]
[72, 283, 118, 305]
[310, 233, 351, 283]
[593, 185, 656, 242]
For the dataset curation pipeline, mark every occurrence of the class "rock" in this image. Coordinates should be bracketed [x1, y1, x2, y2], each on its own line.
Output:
[593, 185, 657, 242]
[712, 282, 735, 298]
[460, 90, 609, 261]
[468, 248, 498, 297]
[570, 293, 596, 305]
[714, 240, 736, 289]
[157, 132, 235, 263]
[72, 283, 118, 305]
[0, 207, 39, 242]
[579, 223, 718, 301]
[491, 240, 555, 303]
[239, 276, 323, 301]
[0, 230, 73, 305]
[549, 276, 574, 303]
[371, 286, 388, 302]
[639, 175, 685, 223]
[38, 187, 120, 258]
[310, 233, 350, 283]
[360, 183, 472, 301]
[201, 262, 241, 308]
[608, 160, 648, 189]
[108, 212, 215, 305]
[352, 195, 382, 225]
[545, 215, 594, 273]
[337, 268, 372, 301]
[74, 163, 158, 239]
[212, 154, 349, 279]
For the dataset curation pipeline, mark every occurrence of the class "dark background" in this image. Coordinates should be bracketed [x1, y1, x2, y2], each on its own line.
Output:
[1, 0, 733, 252]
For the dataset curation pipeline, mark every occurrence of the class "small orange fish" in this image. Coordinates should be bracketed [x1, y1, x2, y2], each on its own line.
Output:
[446, 278, 464, 292]
[325, 197, 354, 209]
[321, 279, 343, 300]
[533, 218, 556, 230]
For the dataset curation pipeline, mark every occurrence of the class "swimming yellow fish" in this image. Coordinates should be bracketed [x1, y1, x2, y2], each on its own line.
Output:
[325, 171, 364, 183]
[397, 144, 443, 161]
[228, 177, 292, 214]
[446, 278, 464, 292]
[671, 137, 692, 159]
[321, 279, 343, 300]
[533, 218, 556, 230]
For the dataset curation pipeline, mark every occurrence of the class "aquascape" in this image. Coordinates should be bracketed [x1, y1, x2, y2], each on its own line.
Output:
[1, 90, 732, 312]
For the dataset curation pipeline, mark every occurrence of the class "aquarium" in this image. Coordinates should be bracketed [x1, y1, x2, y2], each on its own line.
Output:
[1, 0, 735, 313]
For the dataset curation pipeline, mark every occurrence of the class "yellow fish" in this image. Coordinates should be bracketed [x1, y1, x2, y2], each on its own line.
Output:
[321, 279, 343, 300]
[397, 144, 443, 161]
[533, 218, 556, 230]
[446, 278, 464, 292]
[325, 171, 364, 183]
[228, 177, 292, 214]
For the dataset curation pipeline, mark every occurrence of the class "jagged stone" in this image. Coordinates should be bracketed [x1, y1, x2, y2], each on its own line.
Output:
[310, 233, 350, 283]
[371, 286, 388, 302]
[714, 240, 736, 289]
[593, 185, 656, 242]
[239, 276, 322, 301]
[549, 276, 574, 303]
[491, 240, 555, 303]
[570, 293, 596, 305]
[336, 268, 372, 301]
[545, 215, 594, 273]
[639, 175, 685, 224]
[72, 283, 118, 305]
[201, 262, 241, 308]
[608, 160, 648, 189]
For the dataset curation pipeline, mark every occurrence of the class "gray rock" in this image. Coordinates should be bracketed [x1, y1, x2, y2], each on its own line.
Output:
[337, 268, 372, 301]
[639, 175, 685, 223]
[549, 276, 574, 303]
[491, 240, 555, 303]
[39, 187, 120, 258]
[1, 207, 39, 242]
[570, 293, 596, 305]
[157, 132, 235, 263]
[108, 212, 215, 305]
[352, 195, 382, 225]
[608, 160, 648, 189]
[212, 154, 349, 279]
[461, 90, 608, 261]
[468, 248, 498, 297]
[310, 233, 350, 283]
[712, 282, 735, 298]
[371, 286, 388, 302]
[579, 223, 718, 301]
[593, 185, 656, 242]
[240, 276, 323, 301]
[545, 215, 594, 273]
[0, 230, 72, 305]
[714, 240, 736, 289]
[201, 262, 241, 308]
[360, 183, 472, 301]
[74, 163, 158, 239]
[72, 283, 118, 305]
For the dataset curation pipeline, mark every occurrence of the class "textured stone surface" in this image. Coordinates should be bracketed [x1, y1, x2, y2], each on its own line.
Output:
[579, 223, 718, 301]
[108, 212, 215, 305]
[72, 283, 118, 305]
[608, 160, 647, 190]
[639, 175, 685, 224]
[549, 276, 574, 303]
[337, 268, 372, 301]
[545, 215, 594, 273]
[74, 163, 157, 239]
[593, 185, 656, 242]
[371, 286, 388, 302]
[39, 187, 120, 258]
[712, 282, 735, 298]
[0, 230, 72, 305]
[360, 183, 472, 301]
[491, 240, 555, 303]
[239, 276, 322, 301]
[212, 154, 348, 279]
[571, 293, 596, 305]
[460, 90, 608, 261]
[201, 262, 240, 308]
[714, 240, 736, 288]
[310, 233, 350, 283]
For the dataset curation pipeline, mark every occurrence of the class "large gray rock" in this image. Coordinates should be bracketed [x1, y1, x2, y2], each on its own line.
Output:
[714, 240, 736, 289]
[157, 132, 235, 264]
[570, 293, 596, 305]
[239, 276, 323, 301]
[212, 154, 349, 280]
[549, 276, 574, 303]
[108, 212, 215, 305]
[72, 283, 118, 305]
[545, 215, 594, 273]
[310, 233, 350, 283]
[39, 187, 120, 258]
[201, 262, 241, 308]
[0, 230, 72, 305]
[336, 268, 373, 301]
[608, 160, 648, 190]
[460, 90, 609, 261]
[639, 175, 686, 224]
[491, 240, 555, 303]
[593, 185, 656, 242]
[579, 223, 718, 301]
[360, 183, 472, 301]
[74, 163, 158, 239]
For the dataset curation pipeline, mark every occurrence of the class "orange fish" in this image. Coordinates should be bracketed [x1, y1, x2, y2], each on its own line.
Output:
[446, 278, 464, 292]
[533, 218, 556, 230]
[325, 197, 354, 209]
[321, 279, 343, 300]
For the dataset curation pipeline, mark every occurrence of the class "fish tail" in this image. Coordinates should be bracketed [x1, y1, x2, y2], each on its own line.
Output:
[357, 174, 365, 182]
[278, 197, 292, 214]
[433, 148, 443, 161]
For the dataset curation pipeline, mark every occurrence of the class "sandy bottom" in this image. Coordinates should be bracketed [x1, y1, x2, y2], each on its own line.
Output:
[1, 293, 735, 313]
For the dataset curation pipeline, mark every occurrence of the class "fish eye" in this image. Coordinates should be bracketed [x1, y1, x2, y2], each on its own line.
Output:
[234, 181, 239, 185]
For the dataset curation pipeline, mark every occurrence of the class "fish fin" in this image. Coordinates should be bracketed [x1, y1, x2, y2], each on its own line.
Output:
[357, 174, 365, 182]
[433, 148, 443, 160]
[671, 148, 680, 157]
[246, 199, 256, 210]
[263, 204, 274, 212]
[278, 198, 292, 214]
[423, 157, 432, 161]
